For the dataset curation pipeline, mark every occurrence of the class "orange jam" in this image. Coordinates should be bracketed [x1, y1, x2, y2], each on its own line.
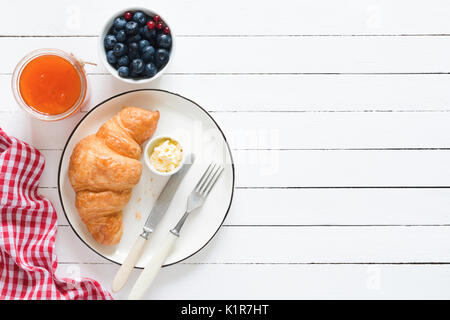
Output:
[19, 54, 83, 115]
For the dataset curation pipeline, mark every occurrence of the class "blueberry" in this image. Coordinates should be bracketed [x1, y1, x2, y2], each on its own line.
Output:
[139, 26, 147, 36]
[106, 50, 117, 65]
[130, 58, 144, 76]
[125, 21, 139, 35]
[110, 27, 120, 35]
[139, 39, 150, 51]
[155, 48, 170, 66]
[132, 11, 147, 26]
[141, 45, 155, 62]
[113, 43, 127, 57]
[156, 34, 172, 49]
[143, 63, 158, 77]
[118, 66, 130, 78]
[128, 51, 140, 60]
[126, 34, 142, 44]
[140, 26, 156, 41]
[128, 42, 139, 52]
[114, 17, 127, 30]
[117, 55, 129, 67]
[104, 34, 117, 49]
[116, 30, 126, 42]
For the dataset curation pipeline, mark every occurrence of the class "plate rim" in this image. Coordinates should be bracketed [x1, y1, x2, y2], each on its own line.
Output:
[57, 88, 235, 268]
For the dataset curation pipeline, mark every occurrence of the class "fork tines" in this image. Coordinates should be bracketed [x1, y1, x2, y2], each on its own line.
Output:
[195, 163, 224, 197]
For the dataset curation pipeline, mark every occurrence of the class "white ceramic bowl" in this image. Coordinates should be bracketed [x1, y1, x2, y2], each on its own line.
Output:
[98, 7, 174, 84]
[144, 135, 185, 176]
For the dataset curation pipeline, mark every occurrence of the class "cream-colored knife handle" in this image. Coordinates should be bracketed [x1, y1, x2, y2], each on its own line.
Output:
[112, 235, 147, 292]
[128, 232, 178, 300]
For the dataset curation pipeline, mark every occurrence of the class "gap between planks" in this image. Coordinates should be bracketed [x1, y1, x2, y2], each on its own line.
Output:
[35, 148, 450, 151]
[4, 34, 450, 38]
[39, 186, 450, 189]
[56, 261, 450, 265]
[56, 224, 450, 228]
[5, 110, 450, 114]
[4, 72, 450, 76]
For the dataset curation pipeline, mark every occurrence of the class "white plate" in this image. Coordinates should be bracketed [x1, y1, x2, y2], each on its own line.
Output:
[58, 89, 234, 267]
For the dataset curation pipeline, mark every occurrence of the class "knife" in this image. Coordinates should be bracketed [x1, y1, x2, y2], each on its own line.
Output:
[112, 154, 194, 292]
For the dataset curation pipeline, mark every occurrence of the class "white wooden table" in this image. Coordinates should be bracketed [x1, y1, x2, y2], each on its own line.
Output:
[1, 0, 450, 299]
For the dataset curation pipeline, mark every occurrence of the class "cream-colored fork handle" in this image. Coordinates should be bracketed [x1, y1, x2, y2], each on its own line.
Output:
[112, 235, 147, 292]
[128, 232, 178, 300]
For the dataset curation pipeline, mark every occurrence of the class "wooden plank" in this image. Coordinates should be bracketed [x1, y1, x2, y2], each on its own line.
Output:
[56, 263, 450, 299]
[2, 111, 450, 150]
[36, 149, 450, 188]
[219, 111, 450, 150]
[4, 0, 450, 36]
[2, 36, 450, 74]
[0, 112, 84, 150]
[38, 150, 61, 188]
[233, 149, 450, 188]
[3, 74, 450, 112]
[228, 188, 450, 226]
[48, 187, 450, 227]
[55, 225, 450, 264]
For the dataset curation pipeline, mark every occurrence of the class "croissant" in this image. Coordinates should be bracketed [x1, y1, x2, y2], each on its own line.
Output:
[68, 106, 160, 245]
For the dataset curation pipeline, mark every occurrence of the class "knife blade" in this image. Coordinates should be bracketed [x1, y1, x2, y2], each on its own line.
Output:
[112, 153, 194, 293]
[141, 153, 194, 238]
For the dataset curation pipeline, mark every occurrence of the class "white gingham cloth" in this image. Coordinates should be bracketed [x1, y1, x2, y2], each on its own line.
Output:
[0, 128, 112, 299]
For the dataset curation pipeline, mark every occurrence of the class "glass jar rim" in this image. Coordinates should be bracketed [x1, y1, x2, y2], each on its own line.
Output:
[11, 48, 87, 121]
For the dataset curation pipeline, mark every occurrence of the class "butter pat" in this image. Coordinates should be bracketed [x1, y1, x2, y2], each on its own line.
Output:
[149, 138, 183, 173]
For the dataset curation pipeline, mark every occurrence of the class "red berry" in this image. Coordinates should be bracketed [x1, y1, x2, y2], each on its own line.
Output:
[154, 15, 160, 22]
[147, 20, 155, 30]
[156, 22, 163, 30]
[163, 26, 170, 34]
[124, 12, 133, 21]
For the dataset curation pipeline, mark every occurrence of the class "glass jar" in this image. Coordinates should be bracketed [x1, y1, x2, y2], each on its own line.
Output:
[11, 48, 88, 121]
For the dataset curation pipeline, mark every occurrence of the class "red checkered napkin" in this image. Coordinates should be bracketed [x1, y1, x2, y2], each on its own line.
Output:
[0, 127, 112, 300]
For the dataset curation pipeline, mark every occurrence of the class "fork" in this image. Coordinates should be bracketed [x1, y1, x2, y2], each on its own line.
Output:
[128, 162, 224, 300]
